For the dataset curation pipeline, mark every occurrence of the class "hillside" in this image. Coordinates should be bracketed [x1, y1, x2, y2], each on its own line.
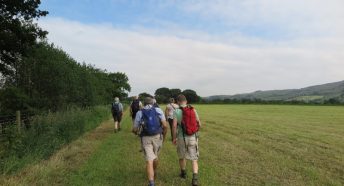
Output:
[206, 80, 344, 103]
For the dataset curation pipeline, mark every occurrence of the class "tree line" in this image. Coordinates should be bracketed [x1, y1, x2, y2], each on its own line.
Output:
[202, 97, 344, 105]
[137, 87, 201, 104]
[0, 1, 130, 115]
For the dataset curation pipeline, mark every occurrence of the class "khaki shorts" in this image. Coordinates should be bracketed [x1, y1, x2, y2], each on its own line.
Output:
[177, 135, 199, 160]
[141, 134, 163, 161]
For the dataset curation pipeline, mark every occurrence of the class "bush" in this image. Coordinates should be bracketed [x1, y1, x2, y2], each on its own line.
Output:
[0, 106, 110, 174]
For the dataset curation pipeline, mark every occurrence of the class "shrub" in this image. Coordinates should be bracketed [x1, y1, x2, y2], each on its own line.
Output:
[0, 106, 110, 174]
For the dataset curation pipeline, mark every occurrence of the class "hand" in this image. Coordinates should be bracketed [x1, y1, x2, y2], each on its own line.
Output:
[172, 138, 177, 145]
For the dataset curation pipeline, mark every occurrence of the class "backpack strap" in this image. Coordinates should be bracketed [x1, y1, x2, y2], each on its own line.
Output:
[170, 103, 176, 112]
[182, 124, 188, 152]
[111, 102, 116, 110]
[179, 107, 188, 152]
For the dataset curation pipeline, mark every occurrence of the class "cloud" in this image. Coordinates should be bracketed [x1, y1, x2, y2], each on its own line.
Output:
[176, 0, 344, 38]
[39, 17, 344, 96]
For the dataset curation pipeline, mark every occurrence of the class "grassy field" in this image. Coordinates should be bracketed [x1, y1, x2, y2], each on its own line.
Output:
[1, 105, 343, 186]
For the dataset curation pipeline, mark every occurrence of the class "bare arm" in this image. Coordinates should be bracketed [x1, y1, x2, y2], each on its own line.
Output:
[132, 111, 141, 135]
[161, 120, 168, 141]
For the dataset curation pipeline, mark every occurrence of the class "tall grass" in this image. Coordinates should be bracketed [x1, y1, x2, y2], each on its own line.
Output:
[0, 106, 110, 174]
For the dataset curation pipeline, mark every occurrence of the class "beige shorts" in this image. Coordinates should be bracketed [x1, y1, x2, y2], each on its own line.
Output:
[141, 134, 163, 161]
[177, 135, 199, 160]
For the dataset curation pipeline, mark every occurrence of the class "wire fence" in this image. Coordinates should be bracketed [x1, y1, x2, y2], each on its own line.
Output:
[0, 112, 34, 134]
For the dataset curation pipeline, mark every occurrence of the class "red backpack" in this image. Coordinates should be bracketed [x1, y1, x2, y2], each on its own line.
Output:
[180, 105, 199, 135]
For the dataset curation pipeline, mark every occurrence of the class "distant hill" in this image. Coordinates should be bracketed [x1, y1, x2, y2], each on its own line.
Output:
[206, 80, 344, 103]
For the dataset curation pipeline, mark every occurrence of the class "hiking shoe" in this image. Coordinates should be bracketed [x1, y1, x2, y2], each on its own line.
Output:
[148, 181, 155, 186]
[192, 178, 199, 186]
[180, 171, 187, 179]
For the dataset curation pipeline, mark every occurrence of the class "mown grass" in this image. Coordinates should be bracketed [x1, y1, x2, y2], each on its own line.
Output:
[67, 105, 344, 186]
[1, 105, 343, 186]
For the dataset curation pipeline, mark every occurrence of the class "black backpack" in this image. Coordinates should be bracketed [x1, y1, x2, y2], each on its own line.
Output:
[112, 102, 120, 114]
[131, 100, 140, 113]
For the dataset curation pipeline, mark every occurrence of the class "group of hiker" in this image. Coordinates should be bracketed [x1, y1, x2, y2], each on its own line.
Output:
[111, 95, 201, 186]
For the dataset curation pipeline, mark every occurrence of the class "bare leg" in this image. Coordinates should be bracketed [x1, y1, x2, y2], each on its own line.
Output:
[146, 160, 154, 182]
[192, 160, 199, 185]
[153, 159, 159, 179]
[192, 160, 198, 174]
[179, 158, 186, 170]
[168, 119, 173, 140]
[114, 121, 118, 130]
[179, 158, 187, 178]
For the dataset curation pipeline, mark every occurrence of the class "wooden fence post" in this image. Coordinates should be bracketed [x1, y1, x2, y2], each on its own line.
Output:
[16, 110, 21, 133]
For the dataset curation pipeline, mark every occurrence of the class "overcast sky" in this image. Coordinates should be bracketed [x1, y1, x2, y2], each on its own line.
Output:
[39, 0, 344, 96]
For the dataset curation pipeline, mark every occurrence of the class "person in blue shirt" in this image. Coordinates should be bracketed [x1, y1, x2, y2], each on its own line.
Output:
[132, 97, 168, 186]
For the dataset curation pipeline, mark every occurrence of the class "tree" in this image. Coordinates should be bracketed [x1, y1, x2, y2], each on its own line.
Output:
[340, 90, 344, 103]
[170, 88, 182, 100]
[0, 42, 131, 114]
[325, 98, 340, 105]
[0, 86, 29, 115]
[139, 92, 153, 101]
[0, 0, 48, 76]
[108, 72, 131, 100]
[153, 87, 200, 103]
[182, 89, 200, 103]
[154, 87, 170, 103]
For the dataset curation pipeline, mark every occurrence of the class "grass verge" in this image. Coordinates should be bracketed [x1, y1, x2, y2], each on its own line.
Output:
[0, 106, 110, 174]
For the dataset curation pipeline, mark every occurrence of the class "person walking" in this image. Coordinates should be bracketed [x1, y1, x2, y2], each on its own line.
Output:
[172, 94, 201, 186]
[132, 97, 168, 186]
[130, 96, 143, 125]
[111, 97, 124, 133]
[165, 98, 179, 141]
